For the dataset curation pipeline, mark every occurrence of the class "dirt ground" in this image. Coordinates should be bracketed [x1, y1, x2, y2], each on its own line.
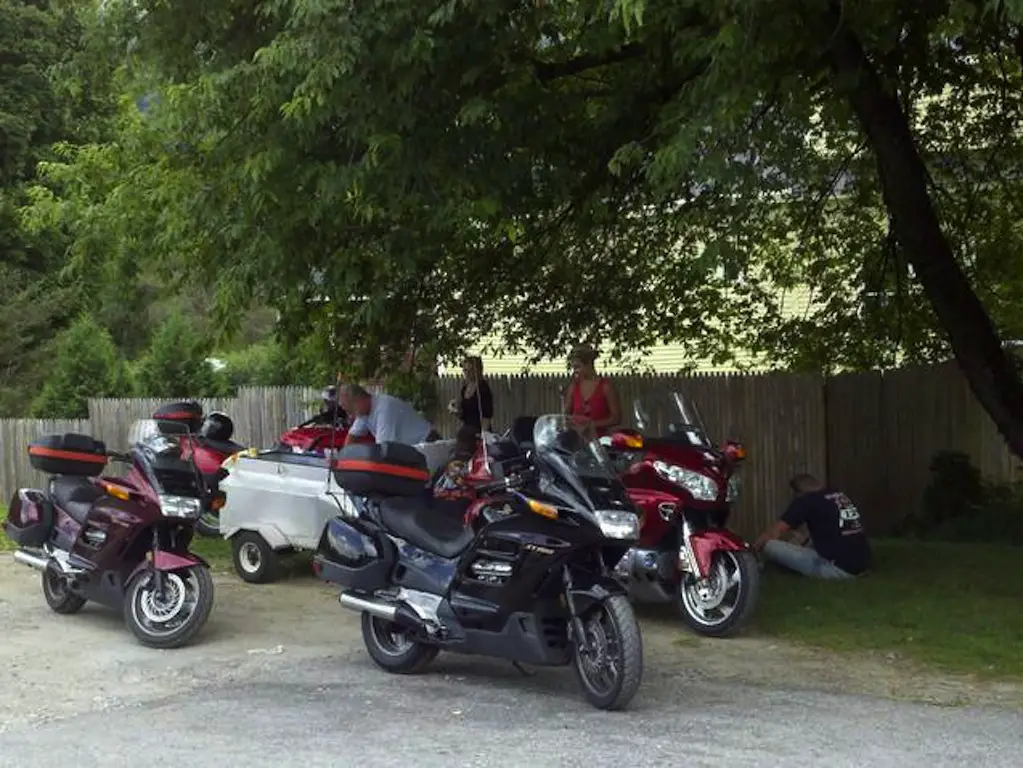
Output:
[1, 555, 1020, 732]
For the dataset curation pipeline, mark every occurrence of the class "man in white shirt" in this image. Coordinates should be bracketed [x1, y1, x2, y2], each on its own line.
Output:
[339, 383, 438, 446]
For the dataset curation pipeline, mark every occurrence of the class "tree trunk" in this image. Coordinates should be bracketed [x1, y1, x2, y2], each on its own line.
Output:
[826, 23, 1023, 459]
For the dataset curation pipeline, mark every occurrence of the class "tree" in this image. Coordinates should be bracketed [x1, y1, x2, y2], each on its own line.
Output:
[134, 312, 227, 398]
[31, 314, 133, 418]
[0, 0, 126, 414]
[31, 0, 1023, 456]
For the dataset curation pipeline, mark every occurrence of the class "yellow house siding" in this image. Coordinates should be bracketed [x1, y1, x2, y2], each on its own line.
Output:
[448, 286, 814, 375]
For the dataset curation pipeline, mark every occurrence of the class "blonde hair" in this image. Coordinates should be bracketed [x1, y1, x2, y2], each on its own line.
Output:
[463, 355, 483, 377]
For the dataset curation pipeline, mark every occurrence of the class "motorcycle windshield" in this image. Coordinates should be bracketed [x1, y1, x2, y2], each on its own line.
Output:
[633, 390, 713, 447]
[129, 419, 182, 456]
[532, 414, 618, 508]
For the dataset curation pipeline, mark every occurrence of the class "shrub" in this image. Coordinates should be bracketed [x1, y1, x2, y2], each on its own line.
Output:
[901, 450, 1023, 545]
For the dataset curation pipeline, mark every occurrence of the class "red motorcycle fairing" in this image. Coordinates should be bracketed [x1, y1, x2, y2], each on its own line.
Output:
[688, 528, 747, 578]
[127, 549, 210, 584]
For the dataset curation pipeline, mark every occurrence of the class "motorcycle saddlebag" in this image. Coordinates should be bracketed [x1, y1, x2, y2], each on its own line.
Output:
[331, 442, 429, 497]
[313, 517, 395, 591]
[28, 433, 108, 476]
[152, 400, 204, 434]
[3, 489, 54, 547]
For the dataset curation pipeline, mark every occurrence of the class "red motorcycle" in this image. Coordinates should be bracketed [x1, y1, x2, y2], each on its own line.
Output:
[604, 391, 759, 637]
[135, 402, 245, 538]
[463, 393, 758, 637]
[275, 385, 350, 454]
[3, 406, 215, 648]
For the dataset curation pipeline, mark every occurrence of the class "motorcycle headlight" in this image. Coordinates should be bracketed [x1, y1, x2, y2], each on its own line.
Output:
[726, 474, 741, 503]
[594, 509, 640, 540]
[159, 494, 202, 519]
[652, 461, 719, 502]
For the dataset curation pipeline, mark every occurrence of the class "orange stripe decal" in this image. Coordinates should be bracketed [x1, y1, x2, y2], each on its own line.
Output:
[29, 446, 107, 464]
[332, 459, 428, 481]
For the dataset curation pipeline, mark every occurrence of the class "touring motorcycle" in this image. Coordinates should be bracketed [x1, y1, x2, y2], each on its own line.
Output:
[313, 415, 645, 710]
[604, 391, 759, 637]
[3, 406, 215, 648]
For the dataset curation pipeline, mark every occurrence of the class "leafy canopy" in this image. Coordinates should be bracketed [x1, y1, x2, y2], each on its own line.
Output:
[25, 0, 1023, 374]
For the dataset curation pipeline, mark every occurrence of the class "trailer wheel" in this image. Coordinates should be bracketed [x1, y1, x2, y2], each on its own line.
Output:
[231, 531, 280, 584]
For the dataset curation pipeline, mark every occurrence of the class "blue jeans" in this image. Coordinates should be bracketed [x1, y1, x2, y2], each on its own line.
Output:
[763, 540, 854, 580]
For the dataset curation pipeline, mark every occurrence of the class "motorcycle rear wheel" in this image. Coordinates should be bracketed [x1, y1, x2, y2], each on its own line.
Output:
[124, 565, 215, 649]
[42, 563, 87, 615]
[361, 612, 439, 674]
[572, 594, 643, 711]
[677, 549, 760, 637]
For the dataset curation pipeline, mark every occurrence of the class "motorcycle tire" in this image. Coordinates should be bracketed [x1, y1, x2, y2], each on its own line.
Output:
[572, 594, 643, 711]
[123, 564, 215, 649]
[361, 611, 439, 674]
[677, 549, 760, 638]
[195, 515, 221, 538]
[42, 562, 87, 615]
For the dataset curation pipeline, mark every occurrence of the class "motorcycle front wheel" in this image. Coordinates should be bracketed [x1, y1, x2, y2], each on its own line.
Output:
[124, 564, 215, 649]
[677, 549, 760, 637]
[572, 594, 643, 711]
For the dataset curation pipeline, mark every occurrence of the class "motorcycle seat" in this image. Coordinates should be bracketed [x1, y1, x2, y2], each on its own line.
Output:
[197, 437, 246, 455]
[376, 497, 475, 559]
[49, 476, 103, 525]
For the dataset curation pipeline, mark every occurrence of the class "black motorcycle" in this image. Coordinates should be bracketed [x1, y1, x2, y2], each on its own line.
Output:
[313, 414, 645, 710]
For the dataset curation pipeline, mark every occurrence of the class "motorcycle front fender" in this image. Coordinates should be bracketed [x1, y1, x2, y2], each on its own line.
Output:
[128, 550, 209, 584]
[567, 573, 630, 617]
[688, 529, 748, 578]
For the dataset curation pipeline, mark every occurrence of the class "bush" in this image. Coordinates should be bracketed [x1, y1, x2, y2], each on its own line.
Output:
[900, 450, 1023, 545]
[134, 311, 229, 398]
[30, 314, 134, 418]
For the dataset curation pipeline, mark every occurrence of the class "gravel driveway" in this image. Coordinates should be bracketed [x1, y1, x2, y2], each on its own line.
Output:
[1, 557, 1020, 767]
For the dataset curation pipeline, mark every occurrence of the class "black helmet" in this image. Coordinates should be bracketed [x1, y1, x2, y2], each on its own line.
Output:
[199, 411, 234, 442]
[322, 385, 338, 413]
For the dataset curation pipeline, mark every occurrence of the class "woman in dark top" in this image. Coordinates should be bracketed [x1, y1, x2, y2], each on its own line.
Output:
[450, 356, 493, 433]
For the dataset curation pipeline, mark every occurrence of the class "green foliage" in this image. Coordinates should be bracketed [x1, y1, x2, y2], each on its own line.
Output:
[219, 340, 291, 389]
[30, 314, 133, 418]
[30, 0, 1019, 375]
[899, 450, 1023, 545]
[133, 312, 228, 398]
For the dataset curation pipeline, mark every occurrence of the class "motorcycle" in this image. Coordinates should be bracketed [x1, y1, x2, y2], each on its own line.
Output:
[276, 385, 351, 455]
[604, 390, 759, 637]
[135, 401, 246, 538]
[313, 415, 645, 710]
[3, 406, 216, 648]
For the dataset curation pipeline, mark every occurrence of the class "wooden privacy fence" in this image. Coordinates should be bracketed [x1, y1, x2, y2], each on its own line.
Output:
[0, 364, 1017, 538]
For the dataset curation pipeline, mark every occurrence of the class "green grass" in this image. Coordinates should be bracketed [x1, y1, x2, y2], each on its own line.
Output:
[754, 538, 1023, 679]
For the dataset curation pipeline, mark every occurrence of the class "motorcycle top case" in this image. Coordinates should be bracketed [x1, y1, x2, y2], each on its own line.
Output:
[27, 433, 108, 476]
[331, 442, 430, 497]
[152, 400, 204, 434]
[3, 488, 54, 548]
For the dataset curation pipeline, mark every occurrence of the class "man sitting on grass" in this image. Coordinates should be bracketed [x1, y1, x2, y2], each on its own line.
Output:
[753, 473, 871, 579]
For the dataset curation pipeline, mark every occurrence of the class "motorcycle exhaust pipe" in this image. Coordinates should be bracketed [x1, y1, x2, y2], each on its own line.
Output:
[338, 592, 428, 633]
[13, 550, 50, 571]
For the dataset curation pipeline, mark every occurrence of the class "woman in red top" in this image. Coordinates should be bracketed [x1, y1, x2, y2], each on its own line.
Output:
[563, 344, 621, 437]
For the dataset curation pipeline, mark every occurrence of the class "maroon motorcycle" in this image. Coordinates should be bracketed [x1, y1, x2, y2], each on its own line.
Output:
[603, 391, 759, 637]
[3, 407, 215, 648]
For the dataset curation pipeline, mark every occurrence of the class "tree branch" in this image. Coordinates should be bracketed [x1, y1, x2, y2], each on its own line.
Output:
[532, 42, 646, 82]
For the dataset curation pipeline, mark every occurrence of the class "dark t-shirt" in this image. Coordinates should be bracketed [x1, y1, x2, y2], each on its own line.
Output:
[460, 380, 494, 430]
[780, 488, 871, 575]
